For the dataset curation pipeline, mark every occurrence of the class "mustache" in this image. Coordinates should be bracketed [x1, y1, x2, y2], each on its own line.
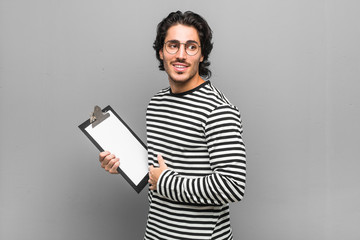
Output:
[171, 58, 190, 65]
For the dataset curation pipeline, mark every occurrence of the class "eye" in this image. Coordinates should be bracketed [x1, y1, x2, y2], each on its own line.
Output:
[186, 43, 198, 51]
[166, 41, 179, 49]
[169, 43, 178, 49]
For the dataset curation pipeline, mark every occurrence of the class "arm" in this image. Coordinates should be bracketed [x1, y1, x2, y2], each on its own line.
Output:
[151, 105, 246, 205]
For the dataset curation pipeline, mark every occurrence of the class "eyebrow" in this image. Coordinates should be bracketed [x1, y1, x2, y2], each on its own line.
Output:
[167, 39, 200, 44]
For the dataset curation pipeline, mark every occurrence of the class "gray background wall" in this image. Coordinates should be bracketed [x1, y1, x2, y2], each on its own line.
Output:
[1, 0, 359, 239]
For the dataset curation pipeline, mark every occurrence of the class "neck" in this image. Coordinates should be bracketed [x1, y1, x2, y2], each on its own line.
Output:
[169, 74, 205, 94]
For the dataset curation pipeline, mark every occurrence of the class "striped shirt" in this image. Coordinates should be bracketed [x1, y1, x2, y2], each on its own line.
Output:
[144, 81, 246, 240]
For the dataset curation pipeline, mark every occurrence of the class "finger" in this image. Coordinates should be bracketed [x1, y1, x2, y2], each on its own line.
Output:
[149, 184, 156, 191]
[105, 158, 116, 171]
[157, 154, 166, 167]
[101, 154, 112, 168]
[109, 160, 120, 174]
[108, 157, 120, 169]
[102, 154, 115, 167]
[148, 168, 155, 180]
[99, 151, 110, 162]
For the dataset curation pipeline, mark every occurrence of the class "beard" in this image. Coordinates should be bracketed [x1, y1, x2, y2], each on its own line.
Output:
[164, 58, 200, 84]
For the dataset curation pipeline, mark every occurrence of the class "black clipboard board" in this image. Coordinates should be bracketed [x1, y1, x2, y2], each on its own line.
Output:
[78, 105, 148, 193]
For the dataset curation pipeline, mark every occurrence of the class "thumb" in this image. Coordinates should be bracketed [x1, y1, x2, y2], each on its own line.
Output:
[157, 154, 167, 167]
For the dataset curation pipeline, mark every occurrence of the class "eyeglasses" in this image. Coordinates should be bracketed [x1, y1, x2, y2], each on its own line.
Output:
[164, 40, 201, 56]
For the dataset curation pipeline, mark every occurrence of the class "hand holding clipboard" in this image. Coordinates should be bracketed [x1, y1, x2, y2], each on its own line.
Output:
[79, 105, 148, 193]
[99, 151, 120, 174]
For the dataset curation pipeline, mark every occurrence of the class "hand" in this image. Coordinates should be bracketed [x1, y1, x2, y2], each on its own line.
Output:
[99, 151, 120, 174]
[148, 154, 168, 190]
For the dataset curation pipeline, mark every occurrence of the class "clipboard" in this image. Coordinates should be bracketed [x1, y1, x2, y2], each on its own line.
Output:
[78, 105, 148, 193]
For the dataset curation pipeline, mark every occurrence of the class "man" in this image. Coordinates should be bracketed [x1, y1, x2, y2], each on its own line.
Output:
[99, 11, 246, 240]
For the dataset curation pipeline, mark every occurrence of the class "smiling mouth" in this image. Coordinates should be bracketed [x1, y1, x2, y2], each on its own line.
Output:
[172, 63, 189, 72]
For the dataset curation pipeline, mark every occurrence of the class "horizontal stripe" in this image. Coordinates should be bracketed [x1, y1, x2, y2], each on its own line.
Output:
[144, 82, 245, 240]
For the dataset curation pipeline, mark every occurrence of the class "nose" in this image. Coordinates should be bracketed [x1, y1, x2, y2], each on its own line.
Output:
[176, 43, 187, 59]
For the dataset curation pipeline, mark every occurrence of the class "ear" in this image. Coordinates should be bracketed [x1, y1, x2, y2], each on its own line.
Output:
[159, 49, 164, 60]
[200, 55, 204, 62]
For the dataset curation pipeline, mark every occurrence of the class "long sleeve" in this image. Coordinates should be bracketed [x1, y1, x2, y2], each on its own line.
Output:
[156, 104, 246, 205]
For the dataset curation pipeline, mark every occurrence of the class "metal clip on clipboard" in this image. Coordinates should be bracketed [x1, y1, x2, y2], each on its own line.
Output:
[90, 105, 110, 128]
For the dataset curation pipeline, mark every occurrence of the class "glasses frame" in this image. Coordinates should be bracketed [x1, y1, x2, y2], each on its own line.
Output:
[163, 40, 201, 56]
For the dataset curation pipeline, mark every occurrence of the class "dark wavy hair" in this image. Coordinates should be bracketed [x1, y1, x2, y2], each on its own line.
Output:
[153, 11, 214, 79]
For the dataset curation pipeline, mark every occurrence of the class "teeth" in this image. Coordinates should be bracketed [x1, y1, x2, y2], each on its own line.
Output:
[174, 65, 186, 68]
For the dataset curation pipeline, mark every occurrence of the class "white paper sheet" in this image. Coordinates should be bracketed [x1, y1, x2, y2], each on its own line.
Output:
[85, 111, 148, 185]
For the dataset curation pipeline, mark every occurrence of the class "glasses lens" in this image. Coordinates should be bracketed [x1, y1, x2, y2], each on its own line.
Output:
[165, 41, 179, 54]
[185, 42, 199, 56]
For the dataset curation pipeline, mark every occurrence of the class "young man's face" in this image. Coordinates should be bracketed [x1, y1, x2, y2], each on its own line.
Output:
[160, 24, 204, 85]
